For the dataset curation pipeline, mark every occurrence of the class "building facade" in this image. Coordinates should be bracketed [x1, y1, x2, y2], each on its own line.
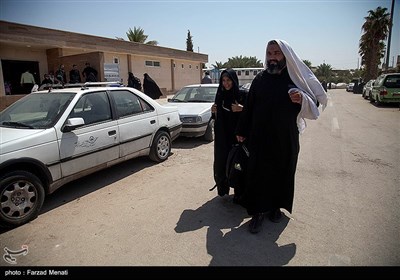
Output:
[0, 21, 208, 109]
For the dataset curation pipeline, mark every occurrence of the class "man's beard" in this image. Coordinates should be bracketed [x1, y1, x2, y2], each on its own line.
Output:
[266, 58, 286, 74]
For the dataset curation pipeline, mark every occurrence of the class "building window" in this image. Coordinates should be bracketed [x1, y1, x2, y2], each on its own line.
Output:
[181, 64, 184, 68]
[253, 70, 258, 75]
[245, 70, 249, 76]
[114, 57, 119, 64]
[237, 71, 241, 76]
[189, 65, 192, 69]
[145, 60, 161, 67]
[196, 65, 199, 69]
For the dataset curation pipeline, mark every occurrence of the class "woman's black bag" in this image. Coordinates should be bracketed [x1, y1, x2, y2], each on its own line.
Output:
[225, 143, 249, 191]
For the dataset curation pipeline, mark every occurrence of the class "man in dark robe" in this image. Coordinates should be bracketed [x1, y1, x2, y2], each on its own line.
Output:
[82, 62, 98, 82]
[236, 40, 327, 234]
[69, 64, 82, 84]
[143, 73, 163, 99]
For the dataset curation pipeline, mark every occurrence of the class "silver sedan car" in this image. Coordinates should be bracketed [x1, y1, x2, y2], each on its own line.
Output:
[167, 84, 218, 142]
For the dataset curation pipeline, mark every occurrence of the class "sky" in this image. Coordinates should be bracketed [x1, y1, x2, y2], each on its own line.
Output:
[0, 0, 399, 70]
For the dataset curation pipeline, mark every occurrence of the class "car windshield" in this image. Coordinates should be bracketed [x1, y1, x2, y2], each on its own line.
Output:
[0, 92, 75, 129]
[170, 86, 217, 103]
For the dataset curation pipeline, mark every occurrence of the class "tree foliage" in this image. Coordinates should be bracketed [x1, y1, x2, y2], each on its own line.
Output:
[212, 56, 263, 69]
[315, 63, 333, 81]
[303, 60, 312, 68]
[359, 6, 390, 81]
[186, 30, 193, 52]
[126, 27, 158, 46]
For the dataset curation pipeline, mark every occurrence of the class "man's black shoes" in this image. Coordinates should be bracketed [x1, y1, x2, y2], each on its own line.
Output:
[269, 208, 283, 223]
[248, 213, 264, 234]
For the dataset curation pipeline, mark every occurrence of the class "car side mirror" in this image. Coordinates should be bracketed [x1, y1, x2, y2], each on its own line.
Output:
[62, 117, 85, 132]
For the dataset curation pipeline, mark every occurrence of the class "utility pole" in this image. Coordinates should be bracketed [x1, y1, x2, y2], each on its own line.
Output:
[385, 0, 395, 70]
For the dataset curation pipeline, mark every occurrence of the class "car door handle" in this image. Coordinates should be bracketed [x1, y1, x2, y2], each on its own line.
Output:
[108, 130, 116, 136]
[150, 120, 156, 124]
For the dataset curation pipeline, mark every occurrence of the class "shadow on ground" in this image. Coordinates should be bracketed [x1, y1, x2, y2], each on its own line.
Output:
[175, 195, 296, 266]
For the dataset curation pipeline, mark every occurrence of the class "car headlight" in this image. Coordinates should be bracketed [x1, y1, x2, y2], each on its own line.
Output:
[180, 115, 202, 123]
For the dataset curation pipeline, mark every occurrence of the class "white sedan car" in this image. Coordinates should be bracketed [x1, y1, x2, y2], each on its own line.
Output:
[167, 84, 218, 142]
[0, 82, 182, 227]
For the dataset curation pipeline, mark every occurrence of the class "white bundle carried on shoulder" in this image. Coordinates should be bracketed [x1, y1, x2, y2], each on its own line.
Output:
[31, 84, 39, 92]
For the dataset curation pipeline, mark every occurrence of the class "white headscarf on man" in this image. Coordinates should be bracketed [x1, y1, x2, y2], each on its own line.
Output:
[266, 39, 328, 133]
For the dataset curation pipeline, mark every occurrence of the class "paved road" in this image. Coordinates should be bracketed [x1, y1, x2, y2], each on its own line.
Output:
[1, 89, 399, 269]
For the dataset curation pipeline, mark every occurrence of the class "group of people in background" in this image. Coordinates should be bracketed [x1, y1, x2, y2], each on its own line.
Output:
[20, 63, 165, 100]
[35, 62, 98, 89]
[127, 72, 163, 99]
[49, 62, 98, 86]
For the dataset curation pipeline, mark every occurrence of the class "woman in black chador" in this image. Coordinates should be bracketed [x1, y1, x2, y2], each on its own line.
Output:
[143, 73, 162, 99]
[127, 72, 142, 91]
[211, 68, 247, 201]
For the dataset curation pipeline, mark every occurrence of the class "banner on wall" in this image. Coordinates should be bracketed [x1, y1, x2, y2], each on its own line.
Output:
[104, 63, 120, 82]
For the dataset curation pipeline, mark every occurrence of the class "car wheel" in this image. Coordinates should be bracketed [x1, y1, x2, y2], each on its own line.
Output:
[149, 130, 171, 162]
[0, 171, 45, 228]
[369, 93, 375, 103]
[204, 119, 214, 142]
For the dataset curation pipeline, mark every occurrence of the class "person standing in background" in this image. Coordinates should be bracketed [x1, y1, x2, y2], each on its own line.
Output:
[143, 73, 163, 99]
[69, 64, 82, 83]
[82, 62, 98, 82]
[55, 64, 67, 85]
[20, 69, 36, 94]
[40, 74, 53, 86]
[201, 71, 212, 84]
[127, 72, 142, 91]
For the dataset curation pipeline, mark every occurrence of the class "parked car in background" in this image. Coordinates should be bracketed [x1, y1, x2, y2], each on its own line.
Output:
[167, 84, 218, 142]
[335, 83, 347, 89]
[369, 73, 400, 105]
[328, 82, 336, 89]
[0, 82, 182, 228]
[239, 82, 251, 93]
[346, 82, 355, 92]
[362, 79, 375, 99]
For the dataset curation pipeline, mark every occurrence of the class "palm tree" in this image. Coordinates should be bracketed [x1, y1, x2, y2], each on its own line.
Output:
[316, 63, 333, 82]
[224, 56, 263, 68]
[212, 62, 225, 69]
[303, 60, 312, 68]
[126, 27, 158, 46]
[359, 6, 390, 81]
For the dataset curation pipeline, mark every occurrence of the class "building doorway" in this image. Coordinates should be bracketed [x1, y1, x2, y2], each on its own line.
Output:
[2, 60, 40, 95]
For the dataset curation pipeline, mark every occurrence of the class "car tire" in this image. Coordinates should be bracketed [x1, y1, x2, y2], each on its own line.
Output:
[204, 119, 214, 142]
[0, 171, 45, 228]
[369, 93, 375, 103]
[149, 130, 171, 162]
